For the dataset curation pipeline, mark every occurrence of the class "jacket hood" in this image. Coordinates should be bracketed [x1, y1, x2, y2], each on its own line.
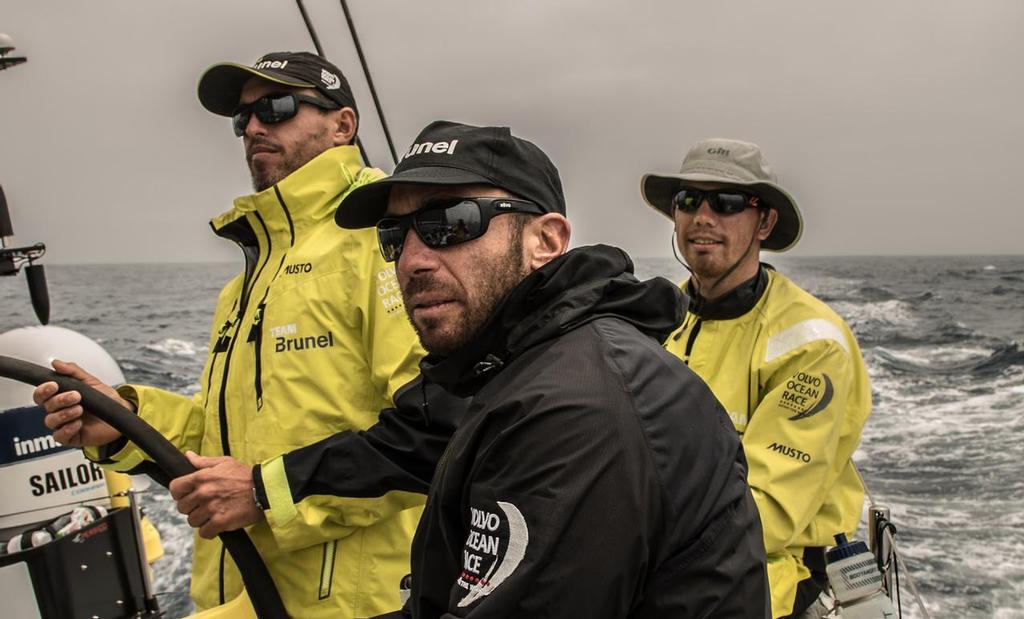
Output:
[421, 244, 686, 396]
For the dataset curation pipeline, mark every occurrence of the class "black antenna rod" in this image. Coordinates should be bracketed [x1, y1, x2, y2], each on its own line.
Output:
[295, 0, 373, 166]
[340, 0, 398, 166]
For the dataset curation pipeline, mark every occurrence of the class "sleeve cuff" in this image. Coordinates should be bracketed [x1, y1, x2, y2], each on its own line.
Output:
[260, 455, 298, 527]
[252, 464, 269, 511]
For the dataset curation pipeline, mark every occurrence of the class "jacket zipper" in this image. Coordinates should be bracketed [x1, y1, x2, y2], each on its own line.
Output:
[683, 318, 703, 364]
[247, 302, 266, 410]
[202, 298, 239, 411]
[217, 212, 272, 456]
[318, 540, 337, 600]
[247, 187, 295, 412]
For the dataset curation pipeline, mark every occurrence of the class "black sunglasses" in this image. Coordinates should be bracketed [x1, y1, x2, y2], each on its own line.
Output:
[671, 188, 762, 215]
[231, 93, 339, 137]
[376, 197, 545, 262]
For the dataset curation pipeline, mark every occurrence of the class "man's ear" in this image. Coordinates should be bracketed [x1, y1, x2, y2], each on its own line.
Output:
[757, 208, 779, 241]
[331, 107, 358, 146]
[524, 213, 571, 271]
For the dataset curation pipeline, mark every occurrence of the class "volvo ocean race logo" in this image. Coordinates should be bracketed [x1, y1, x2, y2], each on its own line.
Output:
[779, 372, 834, 421]
[456, 501, 529, 608]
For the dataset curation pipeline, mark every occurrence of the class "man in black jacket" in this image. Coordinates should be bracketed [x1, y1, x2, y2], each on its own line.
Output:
[336, 120, 769, 618]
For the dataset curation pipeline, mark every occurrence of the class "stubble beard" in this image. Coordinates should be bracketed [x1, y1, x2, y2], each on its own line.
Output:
[404, 228, 529, 357]
[248, 125, 333, 192]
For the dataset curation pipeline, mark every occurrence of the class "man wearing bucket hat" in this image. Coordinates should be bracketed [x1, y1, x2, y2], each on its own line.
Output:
[641, 139, 872, 618]
[33, 51, 450, 618]
[335, 120, 768, 618]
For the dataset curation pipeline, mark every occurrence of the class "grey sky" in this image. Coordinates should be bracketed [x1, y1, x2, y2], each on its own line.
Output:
[2, 0, 1022, 264]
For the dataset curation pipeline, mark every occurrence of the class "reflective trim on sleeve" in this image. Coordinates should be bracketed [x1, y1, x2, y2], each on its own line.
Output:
[262, 455, 298, 527]
[765, 318, 849, 363]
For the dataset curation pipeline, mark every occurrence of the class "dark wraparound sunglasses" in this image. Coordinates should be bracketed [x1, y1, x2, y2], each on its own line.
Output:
[376, 197, 545, 262]
[671, 188, 762, 215]
[232, 93, 340, 137]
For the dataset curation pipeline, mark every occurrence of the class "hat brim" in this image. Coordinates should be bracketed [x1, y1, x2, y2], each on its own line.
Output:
[197, 62, 317, 116]
[335, 166, 497, 229]
[640, 172, 803, 252]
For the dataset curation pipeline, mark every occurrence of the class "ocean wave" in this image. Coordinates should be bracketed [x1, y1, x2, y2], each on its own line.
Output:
[144, 338, 200, 357]
[834, 299, 917, 328]
[873, 343, 1024, 376]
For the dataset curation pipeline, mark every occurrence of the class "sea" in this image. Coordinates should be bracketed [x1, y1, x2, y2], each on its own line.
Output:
[1, 255, 1022, 618]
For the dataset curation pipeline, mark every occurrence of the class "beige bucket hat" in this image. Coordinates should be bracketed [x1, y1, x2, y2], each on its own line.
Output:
[640, 138, 803, 252]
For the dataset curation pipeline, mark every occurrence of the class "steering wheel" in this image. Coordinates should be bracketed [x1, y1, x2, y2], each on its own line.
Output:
[0, 355, 288, 619]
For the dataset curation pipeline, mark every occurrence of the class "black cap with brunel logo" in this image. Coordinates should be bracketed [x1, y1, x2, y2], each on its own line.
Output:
[336, 120, 566, 229]
[197, 51, 358, 119]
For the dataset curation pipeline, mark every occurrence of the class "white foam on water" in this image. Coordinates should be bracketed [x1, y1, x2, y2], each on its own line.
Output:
[984, 265, 997, 271]
[874, 343, 995, 366]
[834, 299, 918, 330]
[144, 338, 198, 357]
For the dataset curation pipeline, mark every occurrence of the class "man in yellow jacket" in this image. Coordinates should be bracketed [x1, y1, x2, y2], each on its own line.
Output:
[641, 139, 872, 618]
[32, 51, 432, 618]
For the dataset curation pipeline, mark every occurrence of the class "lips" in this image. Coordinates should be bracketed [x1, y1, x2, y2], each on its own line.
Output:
[246, 139, 280, 162]
[687, 237, 722, 246]
[411, 296, 455, 312]
[248, 145, 279, 157]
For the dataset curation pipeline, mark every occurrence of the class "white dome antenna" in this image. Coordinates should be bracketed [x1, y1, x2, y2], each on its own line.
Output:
[0, 33, 27, 71]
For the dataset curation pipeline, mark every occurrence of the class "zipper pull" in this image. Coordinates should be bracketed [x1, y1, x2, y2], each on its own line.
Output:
[247, 303, 265, 343]
[472, 353, 505, 377]
[213, 316, 236, 352]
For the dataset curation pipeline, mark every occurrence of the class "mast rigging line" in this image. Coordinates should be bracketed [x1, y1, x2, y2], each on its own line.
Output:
[340, 0, 399, 167]
[294, 0, 373, 167]
[294, 0, 398, 169]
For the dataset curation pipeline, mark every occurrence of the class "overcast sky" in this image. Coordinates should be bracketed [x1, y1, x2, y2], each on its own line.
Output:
[2, 0, 1022, 263]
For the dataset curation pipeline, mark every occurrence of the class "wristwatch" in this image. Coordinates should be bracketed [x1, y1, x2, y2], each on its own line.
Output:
[253, 486, 267, 511]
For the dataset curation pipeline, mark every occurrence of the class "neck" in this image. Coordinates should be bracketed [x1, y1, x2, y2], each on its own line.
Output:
[692, 253, 761, 301]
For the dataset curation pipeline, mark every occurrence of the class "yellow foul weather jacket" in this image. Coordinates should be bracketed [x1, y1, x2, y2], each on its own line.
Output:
[95, 146, 426, 618]
[666, 267, 872, 618]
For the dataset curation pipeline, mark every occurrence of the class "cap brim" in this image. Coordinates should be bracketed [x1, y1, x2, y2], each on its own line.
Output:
[197, 62, 317, 116]
[640, 172, 803, 252]
[335, 166, 496, 229]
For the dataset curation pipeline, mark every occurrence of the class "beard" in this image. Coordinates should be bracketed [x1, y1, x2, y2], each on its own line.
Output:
[246, 125, 332, 192]
[402, 225, 529, 357]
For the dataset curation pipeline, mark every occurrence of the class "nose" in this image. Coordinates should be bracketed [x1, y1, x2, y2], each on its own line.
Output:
[691, 199, 718, 225]
[242, 112, 268, 138]
[396, 227, 438, 277]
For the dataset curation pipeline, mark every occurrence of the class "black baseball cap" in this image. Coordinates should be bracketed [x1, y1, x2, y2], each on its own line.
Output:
[197, 51, 358, 119]
[336, 120, 566, 229]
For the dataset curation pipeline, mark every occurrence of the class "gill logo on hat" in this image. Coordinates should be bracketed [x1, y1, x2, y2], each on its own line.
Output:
[255, 60, 288, 70]
[402, 139, 459, 159]
[707, 147, 730, 156]
[320, 69, 341, 90]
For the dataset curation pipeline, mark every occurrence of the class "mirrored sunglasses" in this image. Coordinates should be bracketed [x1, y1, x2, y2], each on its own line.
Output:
[671, 188, 761, 215]
[231, 93, 339, 137]
[376, 197, 545, 262]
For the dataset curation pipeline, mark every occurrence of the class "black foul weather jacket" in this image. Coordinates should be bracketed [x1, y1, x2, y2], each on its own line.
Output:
[389, 245, 769, 619]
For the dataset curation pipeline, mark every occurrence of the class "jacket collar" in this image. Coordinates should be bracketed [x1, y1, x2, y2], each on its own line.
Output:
[421, 244, 685, 397]
[686, 263, 771, 320]
[210, 145, 364, 239]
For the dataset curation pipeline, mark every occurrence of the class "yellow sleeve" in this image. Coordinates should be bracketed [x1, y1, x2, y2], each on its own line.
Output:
[84, 385, 206, 472]
[742, 337, 853, 554]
